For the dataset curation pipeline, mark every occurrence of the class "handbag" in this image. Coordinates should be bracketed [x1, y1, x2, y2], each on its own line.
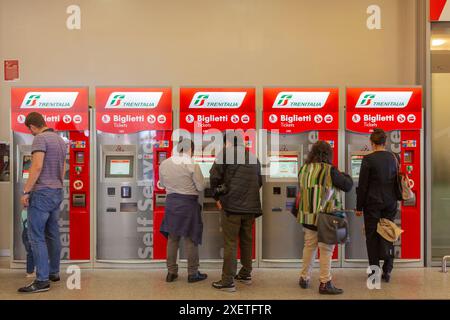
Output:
[290, 190, 301, 218]
[317, 211, 351, 245]
[391, 152, 414, 201]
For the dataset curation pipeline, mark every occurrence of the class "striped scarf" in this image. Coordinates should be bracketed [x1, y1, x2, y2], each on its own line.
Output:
[297, 162, 342, 226]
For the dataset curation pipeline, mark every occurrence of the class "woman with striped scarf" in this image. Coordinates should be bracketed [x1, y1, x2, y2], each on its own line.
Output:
[297, 141, 353, 295]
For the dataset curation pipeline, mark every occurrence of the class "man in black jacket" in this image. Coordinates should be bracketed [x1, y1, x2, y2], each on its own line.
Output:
[210, 132, 262, 292]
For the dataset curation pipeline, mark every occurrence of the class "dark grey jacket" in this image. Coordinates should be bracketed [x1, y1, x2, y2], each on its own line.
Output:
[209, 145, 262, 217]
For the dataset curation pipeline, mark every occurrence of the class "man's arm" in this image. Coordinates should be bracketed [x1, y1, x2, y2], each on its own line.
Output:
[331, 166, 353, 192]
[209, 161, 224, 199]
[62, 159, 66, 182]
[23, 152, 45, 193]
[193, 164, 205, 192]
[356, 157, 370, 213]
[257, 159, 263, 188]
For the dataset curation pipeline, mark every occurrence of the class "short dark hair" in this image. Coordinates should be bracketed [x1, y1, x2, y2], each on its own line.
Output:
[25, 112, 46, 128]
[370, 128, 387, 146]
[305, 140, 333, 165]
[177, 138, 194, 153]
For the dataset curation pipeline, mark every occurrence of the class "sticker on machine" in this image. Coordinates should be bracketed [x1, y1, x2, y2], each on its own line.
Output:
[272, 91, 330, 108]
[189, 92, 246, 109]
[105, 92, 163, 109]
[355, 91, 413, 108]
[20, 92, 79, 109]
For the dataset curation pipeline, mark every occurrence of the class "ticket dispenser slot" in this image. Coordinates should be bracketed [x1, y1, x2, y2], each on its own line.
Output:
[121, 186, 131, 198]
[286, 186, 297, 198]
[72, 194, 86, 207]
[75, 151, 85, 164]
[155, 194, 166, 206]
[157, 151, 168, 164]
[404, 151, 413, 163]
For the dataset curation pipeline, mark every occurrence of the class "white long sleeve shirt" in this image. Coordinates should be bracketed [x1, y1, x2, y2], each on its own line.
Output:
[159, 154, 205, 195]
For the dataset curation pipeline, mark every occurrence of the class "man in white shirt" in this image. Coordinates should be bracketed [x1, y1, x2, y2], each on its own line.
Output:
[159, 139, 207, 283]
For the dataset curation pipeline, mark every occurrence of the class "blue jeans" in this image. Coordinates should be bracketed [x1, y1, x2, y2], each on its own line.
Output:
[21, 222, 35, 274]
[27, 188, 64, 282]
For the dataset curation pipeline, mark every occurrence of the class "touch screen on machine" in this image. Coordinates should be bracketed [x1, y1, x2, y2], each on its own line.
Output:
[105, 156, 134, 178]
[269, 156, 298, 179]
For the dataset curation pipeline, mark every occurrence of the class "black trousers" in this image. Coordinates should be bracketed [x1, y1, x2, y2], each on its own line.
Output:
[363, 202, 397, 274]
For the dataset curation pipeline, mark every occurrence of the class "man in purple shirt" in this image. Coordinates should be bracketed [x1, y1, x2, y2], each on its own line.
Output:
[18, 112, 66, 294]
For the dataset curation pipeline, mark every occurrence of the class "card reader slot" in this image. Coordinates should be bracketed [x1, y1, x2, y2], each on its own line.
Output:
[120, 202, 138, 213]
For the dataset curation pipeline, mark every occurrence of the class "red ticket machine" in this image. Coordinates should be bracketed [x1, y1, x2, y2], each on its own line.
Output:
[11, 87, 91, 264]
[344, 87, 422, 266]
[179, 87, 257, 261]
[261, 87, 340, 265]
[95, 87, 172, 262]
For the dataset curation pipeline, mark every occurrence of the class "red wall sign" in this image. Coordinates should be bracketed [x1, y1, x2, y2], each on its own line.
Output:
[180, 87, 255, 132]
[96, 87, 172, 134]
[263, 87, 339, 133]
[346, 87, 422, 133]
[11, 87, 89, 133]
[430, 0, 450, 21]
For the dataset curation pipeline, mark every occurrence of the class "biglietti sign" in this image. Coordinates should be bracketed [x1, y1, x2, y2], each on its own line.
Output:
[11, 87, 89, 133]
[180, 88, 255, 132]
[263, 88, 339, 133]
[346, 87, 422, 133]
[96, 87, 172, 134]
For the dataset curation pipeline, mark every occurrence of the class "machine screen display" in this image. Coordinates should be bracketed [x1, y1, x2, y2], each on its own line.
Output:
[269, 156, 298, 179]
[193, 156, 215, 178]
[106, 156, 134, 178]
[22, 155, 32, 179]
[351, 155, 364, 179]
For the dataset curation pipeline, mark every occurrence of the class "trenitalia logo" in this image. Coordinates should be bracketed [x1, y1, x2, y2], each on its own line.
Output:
[273, 92, 330, 108]
[189, 92, 247, 108]
[20, 92, 79, 109]
[193, 94, 209, 106]
[355, 91, 413, 108]
[105, 92, 163, 109]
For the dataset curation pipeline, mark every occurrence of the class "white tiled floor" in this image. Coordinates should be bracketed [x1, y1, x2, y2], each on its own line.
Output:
[1, 267, 449, 300]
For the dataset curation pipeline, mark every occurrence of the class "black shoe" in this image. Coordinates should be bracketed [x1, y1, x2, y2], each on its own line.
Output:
[319, 281, 344, 295]
[18, 281, 50, 293]
[49, 274, 60, 282]
[166, 273, 178, 282]
[212, 280, 236, 292]
[299, 277, 310, 289]
[381, 272, 391, 283]
[235, 274, 252, 285]
[188, 272, 208, 283]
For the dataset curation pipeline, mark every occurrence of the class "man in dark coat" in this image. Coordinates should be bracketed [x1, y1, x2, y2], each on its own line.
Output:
[210, 132, 262, 292]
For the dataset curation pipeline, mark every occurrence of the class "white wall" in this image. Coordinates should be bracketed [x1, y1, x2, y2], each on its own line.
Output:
[0, 0, 419, 255]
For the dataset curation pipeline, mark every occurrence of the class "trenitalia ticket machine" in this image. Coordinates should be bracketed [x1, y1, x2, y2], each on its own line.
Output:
[261, 88, 340, 265]
[11, 87, 91, 264]
[95, 87, 172, 262]
[179, 87, 256, 261]
[344, 87, 423, 266]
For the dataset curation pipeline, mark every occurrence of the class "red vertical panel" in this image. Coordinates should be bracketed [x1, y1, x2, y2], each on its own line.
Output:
[430, 0, 447, 21]
[399, 131, 421, 259]
[69, 131, 90, 260]
[152, 130, 172, 260]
